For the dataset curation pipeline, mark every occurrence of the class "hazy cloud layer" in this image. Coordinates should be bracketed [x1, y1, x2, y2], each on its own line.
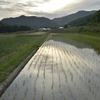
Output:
[43, 0, 52, 2]
[0, 0, 11, 5]
[0, 0, 100, 20]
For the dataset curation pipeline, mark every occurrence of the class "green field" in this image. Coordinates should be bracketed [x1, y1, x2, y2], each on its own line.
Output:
[1, 32, 100, 100]
[66, 34, 100, 54]
[78, 26, 100, 37]
[0, 31, 49, 83]
[0, 30, 100, 84]
[50, 32, 100, 54]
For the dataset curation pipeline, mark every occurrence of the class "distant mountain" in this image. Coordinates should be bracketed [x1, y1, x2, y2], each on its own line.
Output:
[67, 15, 93, 27]
[90, 10, 100, 24]
[67, 10, 100, 27]
[1, 15, 59, 29]
[0, 10, 97, 29]
[53, 10, 96, 26]
[0, 21, 3, 26]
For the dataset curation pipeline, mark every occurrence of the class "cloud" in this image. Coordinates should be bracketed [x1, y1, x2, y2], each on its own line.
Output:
[0, 0, 14, 12]
[80, 0, 100, 10]
[15, 2, 38, 8]
[0, 0, 11, 5]
[0, 6, 14, 12]
[52, 0, 100, 18]
[23, 10, 66, 19]
[0, 0, 100, 20]
[43, 0, 52, 2]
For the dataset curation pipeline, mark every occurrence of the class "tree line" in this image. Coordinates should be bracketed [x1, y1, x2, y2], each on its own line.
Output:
[0, 24, 31, 33]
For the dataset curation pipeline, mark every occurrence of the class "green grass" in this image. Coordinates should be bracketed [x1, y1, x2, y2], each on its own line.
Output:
[78, 25, 100, 37]
[65, 34, 100, 54]
[50, 28, 78, 33]
[0, 32, 49, 83]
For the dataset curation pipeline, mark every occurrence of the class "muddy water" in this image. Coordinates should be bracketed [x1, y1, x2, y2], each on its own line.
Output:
[0, 40, 100, 100]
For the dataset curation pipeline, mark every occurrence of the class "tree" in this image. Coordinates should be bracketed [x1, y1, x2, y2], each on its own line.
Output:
[0, 24, 31, 33]
[64, 24, 68, 28]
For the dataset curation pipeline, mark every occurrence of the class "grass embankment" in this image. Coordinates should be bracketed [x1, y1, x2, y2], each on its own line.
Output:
[50, 28, 78, 33]
[0, 32, 49, 83]
[78, 25, 100, 37]
[51, 33, 100, 54]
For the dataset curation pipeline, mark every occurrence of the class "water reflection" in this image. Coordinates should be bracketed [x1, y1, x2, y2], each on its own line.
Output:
[0, 40, 100, 100]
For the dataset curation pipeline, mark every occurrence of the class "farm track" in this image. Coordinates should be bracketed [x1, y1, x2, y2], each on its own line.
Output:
[0, 40, 100, 100]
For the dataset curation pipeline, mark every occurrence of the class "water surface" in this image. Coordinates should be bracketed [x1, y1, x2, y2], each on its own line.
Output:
[0, 40, 100, 100]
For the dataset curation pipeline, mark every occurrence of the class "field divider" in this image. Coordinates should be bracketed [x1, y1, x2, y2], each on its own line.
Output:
[0, 33, 50, 97]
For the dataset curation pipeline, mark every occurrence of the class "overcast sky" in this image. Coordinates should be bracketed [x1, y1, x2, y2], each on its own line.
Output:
[0, 0, 100, 20]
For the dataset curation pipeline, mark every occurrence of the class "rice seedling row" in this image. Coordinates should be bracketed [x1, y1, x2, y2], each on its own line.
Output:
[0, 39, 100, 100]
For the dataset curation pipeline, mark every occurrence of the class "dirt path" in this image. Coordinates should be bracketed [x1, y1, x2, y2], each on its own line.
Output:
[0, 40, 100, 100]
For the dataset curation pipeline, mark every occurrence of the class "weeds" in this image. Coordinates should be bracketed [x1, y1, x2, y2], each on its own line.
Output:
[0, 32, 49, 83]
[23, 80, 25, 85]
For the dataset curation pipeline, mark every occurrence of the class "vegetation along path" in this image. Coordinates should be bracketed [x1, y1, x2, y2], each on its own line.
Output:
[0, 35, 100, 100]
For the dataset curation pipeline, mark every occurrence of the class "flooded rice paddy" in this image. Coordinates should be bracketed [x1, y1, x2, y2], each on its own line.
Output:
[0, 39, 100, 100]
